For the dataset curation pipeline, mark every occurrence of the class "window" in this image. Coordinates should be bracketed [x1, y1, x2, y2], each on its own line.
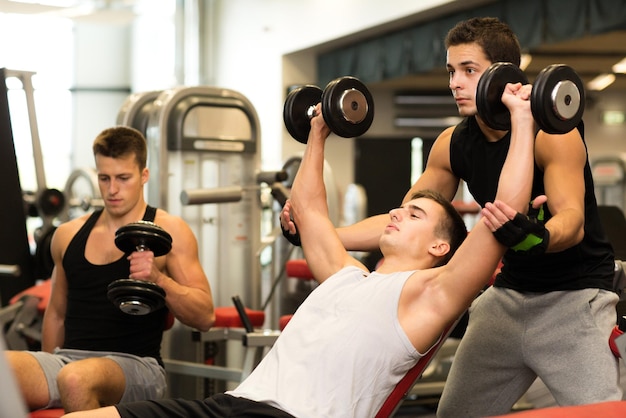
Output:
[1, 13, 73, 193]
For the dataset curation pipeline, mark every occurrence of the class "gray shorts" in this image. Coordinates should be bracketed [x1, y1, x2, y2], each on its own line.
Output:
[29, 348, 166, 409]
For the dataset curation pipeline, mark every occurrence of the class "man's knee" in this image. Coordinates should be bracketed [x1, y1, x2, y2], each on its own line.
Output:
[57, 362, 89, 395]
[57, 358, 125, 409]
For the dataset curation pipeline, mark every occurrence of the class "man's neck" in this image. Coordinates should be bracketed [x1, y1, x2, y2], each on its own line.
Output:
[100, 202, 149, 230]
[475, 115, 508, 142]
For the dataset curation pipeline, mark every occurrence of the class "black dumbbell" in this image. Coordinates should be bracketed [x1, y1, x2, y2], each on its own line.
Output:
[476, 62, 585, 134]
[107, 220, 172, 315]
[283, 76, 375, 144]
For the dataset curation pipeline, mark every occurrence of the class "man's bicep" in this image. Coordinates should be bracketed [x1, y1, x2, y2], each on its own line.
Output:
[540, 132, 586, 214]
[299, 213, 354, 282]
[405, 167, 459, 204]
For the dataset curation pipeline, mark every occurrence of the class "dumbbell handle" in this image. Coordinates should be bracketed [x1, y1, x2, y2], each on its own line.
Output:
[306, 105, 318, 120]
[308, 90, 367, 123]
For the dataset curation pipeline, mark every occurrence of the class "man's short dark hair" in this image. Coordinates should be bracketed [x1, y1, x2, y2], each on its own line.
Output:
[445, 17, 521, 67]
[92, 126, 148, 170]
[411, 190, 467, 267]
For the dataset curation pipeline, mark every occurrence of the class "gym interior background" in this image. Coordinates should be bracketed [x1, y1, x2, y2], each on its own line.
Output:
[2, 0, 626, 412]
[5, 0, 626, 237]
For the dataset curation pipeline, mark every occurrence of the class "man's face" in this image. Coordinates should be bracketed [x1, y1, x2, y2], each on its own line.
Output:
[95, 153, 148, 217]
[382, 197, 446, 260]
[446, 43, 492, 117]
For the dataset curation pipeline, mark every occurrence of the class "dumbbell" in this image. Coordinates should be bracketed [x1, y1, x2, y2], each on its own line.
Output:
[107, 220, 172, 315]
[283, 76, 375, 144]
[476, 62, 585, 134]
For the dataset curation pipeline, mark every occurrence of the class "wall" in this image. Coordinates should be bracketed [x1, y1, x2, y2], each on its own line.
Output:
[586, 90, 626, 159]
[66, 0, 626, 216]
[208, 0, 457, 169]
[65, 0, 455, 212]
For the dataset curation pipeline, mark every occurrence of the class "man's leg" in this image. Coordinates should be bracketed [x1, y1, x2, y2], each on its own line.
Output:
[57, 357, 126, 412]
[63, 394, 297, 418]
[5, 350, 52, 410]
[528, 289, 622, 405]
[437, 288, 537, 418]
[57, 351, 165, 412]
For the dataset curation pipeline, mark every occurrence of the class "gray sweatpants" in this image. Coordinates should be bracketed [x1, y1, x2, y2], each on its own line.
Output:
[437, 287, 622, 418]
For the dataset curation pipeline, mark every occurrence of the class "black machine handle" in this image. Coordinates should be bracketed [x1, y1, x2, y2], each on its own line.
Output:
[232, 295, 255, 332]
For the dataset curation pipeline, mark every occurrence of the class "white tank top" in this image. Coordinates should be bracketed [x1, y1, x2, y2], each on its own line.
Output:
[228, 266, 424, 417]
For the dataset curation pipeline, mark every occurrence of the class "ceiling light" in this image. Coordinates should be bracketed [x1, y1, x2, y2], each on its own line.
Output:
[612, 57, 626, 74]
[520, 53, 532, 71]
[587, 73, 616, 91]
[602, 110, 625, 125]
[8, 0, 81, 6]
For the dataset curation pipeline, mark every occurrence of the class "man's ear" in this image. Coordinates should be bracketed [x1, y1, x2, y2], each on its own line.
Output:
[141, 167, 149, 185]
[428, 240, 451, 258]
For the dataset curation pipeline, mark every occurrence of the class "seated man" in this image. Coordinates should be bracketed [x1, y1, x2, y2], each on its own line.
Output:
[62, 80, 536, 418]
[5, 126, 215, 412]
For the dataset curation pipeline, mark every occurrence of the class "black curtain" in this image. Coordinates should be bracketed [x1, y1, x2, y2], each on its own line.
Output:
[317, 0, 617, 86]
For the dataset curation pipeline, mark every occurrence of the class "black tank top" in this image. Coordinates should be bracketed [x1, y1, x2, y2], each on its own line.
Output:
[62, 206, 168, 364]
[449, 116, 614, 292]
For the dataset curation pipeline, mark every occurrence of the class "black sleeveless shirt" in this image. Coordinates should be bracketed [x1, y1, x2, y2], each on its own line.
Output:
[449, 116, 614, 292]
[62, 206, 168, 365]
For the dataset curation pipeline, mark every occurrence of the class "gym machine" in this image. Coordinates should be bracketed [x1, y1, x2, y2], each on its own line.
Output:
[0, 68, 50, 306]
[592, 156, 626, 210]
[117, 86, 288, 397]
[118, 86, 264, 310]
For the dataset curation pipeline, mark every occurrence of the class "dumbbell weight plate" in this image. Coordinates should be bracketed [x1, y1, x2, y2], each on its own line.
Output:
[107, 278, 166, 315]
[531, 64, 584, 134]
[115, 220, 172, 256]
[476, 62, 529, 131]
[321, 76, 374, 138]
[283, 85, 323, 144]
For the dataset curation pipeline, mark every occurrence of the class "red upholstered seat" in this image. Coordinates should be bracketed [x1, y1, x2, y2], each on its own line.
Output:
[30, 409, 64, 417]
[214, 306, 265, 328]
[10, 279, 52, 314]
[610, 325, 624, 358]
[285, 258, 315, 280]
[279, 314, 293, 331]
[488, 400, 626, 418]
[278, 259, 316, 331]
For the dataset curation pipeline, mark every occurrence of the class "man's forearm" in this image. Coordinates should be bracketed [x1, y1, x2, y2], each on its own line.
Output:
[336, 214, 388, 251]
[496, 109, 535, 211]
[41, 316, 64, 352]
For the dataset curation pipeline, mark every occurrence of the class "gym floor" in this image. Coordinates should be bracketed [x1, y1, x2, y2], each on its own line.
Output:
[393, 361, 626, 417]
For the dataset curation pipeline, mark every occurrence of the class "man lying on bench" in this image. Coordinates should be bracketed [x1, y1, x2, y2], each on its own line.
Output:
[63, 80, 537, 418]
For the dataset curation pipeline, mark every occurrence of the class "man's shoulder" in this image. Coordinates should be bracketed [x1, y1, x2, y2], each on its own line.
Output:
[153, 209, 186, 229]
[57, 213, 90, 236]
[53, 214, 91, 253]
[153, 210, 195, 246]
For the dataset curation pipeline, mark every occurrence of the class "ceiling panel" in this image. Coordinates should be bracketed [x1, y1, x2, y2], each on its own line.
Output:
[373, 30, 626, 93]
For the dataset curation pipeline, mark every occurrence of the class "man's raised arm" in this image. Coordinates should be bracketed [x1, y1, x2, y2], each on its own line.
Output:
[433, 82, 537, 316]
[289, 104, 366, 282]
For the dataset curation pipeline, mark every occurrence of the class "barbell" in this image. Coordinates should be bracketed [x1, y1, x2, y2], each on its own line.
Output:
[476, 62, 585, 134]
[283, 76, 375, 143]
